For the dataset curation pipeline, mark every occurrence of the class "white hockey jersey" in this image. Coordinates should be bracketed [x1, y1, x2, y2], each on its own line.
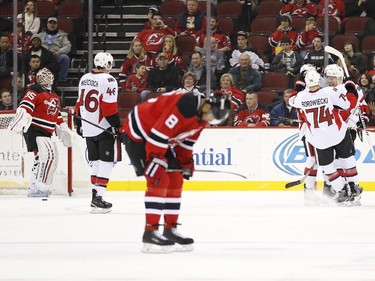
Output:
[290, 86, 350, 149]
[76, 72, 118, 137]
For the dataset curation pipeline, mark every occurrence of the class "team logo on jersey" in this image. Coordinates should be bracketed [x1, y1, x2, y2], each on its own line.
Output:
[46, 98, 59, 115]
[273, 133, 305, 176]
[146, 33, 165, 46]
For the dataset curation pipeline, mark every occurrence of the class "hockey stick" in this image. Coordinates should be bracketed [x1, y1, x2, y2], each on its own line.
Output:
[324, 46, 349, 78]
[44, 101, 116, 136]
[358, 107, 375, 160]
[285, 166, 314, 189]
[268, 115, 301, 124]
[167, 169, 247, 179]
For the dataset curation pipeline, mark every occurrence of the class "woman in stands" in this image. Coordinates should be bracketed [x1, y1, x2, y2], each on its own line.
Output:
[119, 39, 153, 89]
[159, 34, 185, 73]
[17, 0, 40, 35]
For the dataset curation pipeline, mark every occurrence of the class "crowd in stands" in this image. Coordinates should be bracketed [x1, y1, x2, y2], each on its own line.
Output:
[1, 0, 375, 127]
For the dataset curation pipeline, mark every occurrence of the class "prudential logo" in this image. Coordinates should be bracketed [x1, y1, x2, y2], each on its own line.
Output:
[273, 133, 306, 176]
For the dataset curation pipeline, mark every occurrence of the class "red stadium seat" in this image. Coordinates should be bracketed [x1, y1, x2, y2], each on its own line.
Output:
[247, 35, 272, 56]
[0, 1, 22, 17]
[118, 91, 141, 121]
[57, 1, 84, 18]
[159, 1, 186, 19]
[176, 35, 196, 55]
[36, 1, 56, 19]
[57, 18, 74, 38]
[261, 72, 289, 92]
[257, 91, 279, 106]
[217, 1, 242, 19]
[362, 35, 375, 54]
[344, 16, 372, 36]
[316, 16, 340, 36]
[291, 16, 306, 32]
[198, 1, 216, 15]
[251, 17, 278, 36]
[257, 1, 284, 17]
[331, 34, 359, 52]
[218, 17, 234, 35]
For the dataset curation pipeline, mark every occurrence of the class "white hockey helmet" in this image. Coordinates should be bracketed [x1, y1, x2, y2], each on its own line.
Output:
[36, 68, 54, 90]
[300, 64, 315, 74]
[324, 64, 344, 84]
[94, 52, 114, 70]
[206, 93, 231, 125]
[304, 69, 321, 88]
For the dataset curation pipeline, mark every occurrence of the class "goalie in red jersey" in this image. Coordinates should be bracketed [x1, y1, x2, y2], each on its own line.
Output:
[9, 68, 74, 197]
[120, 91, 230, 253]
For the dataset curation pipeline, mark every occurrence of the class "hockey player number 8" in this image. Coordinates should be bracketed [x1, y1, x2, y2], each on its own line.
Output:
[165, 114, 179, 129]
[305, 106, 334, 128]
[79, 89, 99, 113]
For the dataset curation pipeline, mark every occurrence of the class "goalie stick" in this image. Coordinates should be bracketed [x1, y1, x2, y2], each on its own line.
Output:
[44, 101, 116, 137]
[167, 169, 247, 179]
[285, 166, 314, 189]
[324, 46, 349, 78]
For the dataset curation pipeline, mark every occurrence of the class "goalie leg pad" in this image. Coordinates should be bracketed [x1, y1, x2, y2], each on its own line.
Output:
[36, 137, 58, 186]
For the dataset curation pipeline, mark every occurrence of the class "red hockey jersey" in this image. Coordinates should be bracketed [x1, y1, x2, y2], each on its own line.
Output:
[234, 104, 270, 127]
[19, 84, 63, 134]
[135, 27, 177, 54]
[121, 92, 208, 163]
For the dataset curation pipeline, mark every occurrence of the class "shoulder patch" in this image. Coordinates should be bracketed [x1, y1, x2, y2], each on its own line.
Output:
[176, 93, 199, 118]
[107, 77, 115, 82]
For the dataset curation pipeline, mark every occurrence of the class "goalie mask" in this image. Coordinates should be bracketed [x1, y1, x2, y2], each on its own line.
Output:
[324, 64, 344, 85]
[304, 69, 321, 88]
[94, 52, 114, 71]
[36, 68, 54, 90]
[205, 93, 231, 125]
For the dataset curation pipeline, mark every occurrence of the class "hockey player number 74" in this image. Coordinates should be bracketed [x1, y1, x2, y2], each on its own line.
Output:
[305, 106, 334, 128]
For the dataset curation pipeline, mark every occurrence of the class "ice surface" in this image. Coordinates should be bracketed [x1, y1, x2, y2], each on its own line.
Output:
[1, 191, 375, 281]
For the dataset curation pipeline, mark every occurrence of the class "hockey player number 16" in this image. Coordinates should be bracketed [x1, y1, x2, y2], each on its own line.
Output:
[79, 89, 99, 113]
[305, 106, 334, 128]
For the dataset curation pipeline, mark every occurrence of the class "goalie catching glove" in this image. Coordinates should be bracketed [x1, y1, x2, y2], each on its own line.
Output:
[8, 108, 32, 133]
[144, 155, 168, 187]
[55, 123, 74, 147]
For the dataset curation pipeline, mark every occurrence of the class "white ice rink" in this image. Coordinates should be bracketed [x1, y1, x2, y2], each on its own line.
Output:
[1, 191, 375, 281]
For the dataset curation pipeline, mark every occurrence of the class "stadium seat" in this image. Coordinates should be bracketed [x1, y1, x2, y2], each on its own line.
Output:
[344, 16, 372, 36]
[257, 91, 279, 106]
[57, 1, 84, 19]
[36, 1, 56, 19]
[247, 35, 272, 56]
[261, 72, 289, 92]
[257, 1, 284, 17]
[218, 17, 234, 35]
[217, 1, 242, 19]
[58, 18, 74, 38]
[0, 1, 22, 17]
[117, 91, 141, 121]
[163, 18, 176, 29]
[159, 1, 186, 19]
[291, 16, 306, 32]
[331, 34, 359, 52]
[198, 1, 216, 15]
[316, 16, 340, 36]
[362, 35, 375, 54]
[176, 35, 196, 55]
[251, 17, 278, 36]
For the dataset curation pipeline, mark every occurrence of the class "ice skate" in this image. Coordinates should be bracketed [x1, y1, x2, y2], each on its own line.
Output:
[304, 186, 320, 206]
[27, 189, 51, 198]
[163, 227, 194, 252]
[321, 183, 335, 204]
[333, 185, 352, 206]
[90, 190, 112, 214]
[141, 230, 175, 254]
[349, 182, 363, 206]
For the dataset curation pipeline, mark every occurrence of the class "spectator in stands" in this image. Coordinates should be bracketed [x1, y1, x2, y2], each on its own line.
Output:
[344, 0, 375, 20]
[336, 55, 357, 80]
[119, 39, 153, 89]
[176, 0, 207, 37]
[343, 41, 366, 75]
[40, 17, 72, 86]
[25, 54, 41, 87]
[303, 35, 333, 72]
[159, 34, 185, 73]
[177, 71, 201, 94]
[135, 13, 177, 56]
[269, 15, 299, 52]
[218, 73, 244, 111]
[17, 0, 40, 35]
[366, 55, 375, 77]
[271, 36, 303, 87]
[358, 73, 375, 101]
[125, 62, 148, 94]
[280, 0, 317, 17]
[0, 35, 14, 90]
[8, 19, 31, 54]
[187, 51, 216, 93]
[0, 88, 13, 110]
[195, 16, 232, 54]
[233, 92, 270, 127]
[144, 5, 159, 29]
[296, 14, 323, 58]
[316, 0, 345, 25]
[141, 52, 180, 101]
[228, 53, 262, 93]
[230, 31, 265, 71]
[270, 88, 298, 127]
[11, 75, 24, 105]
[24, 34, 57, 83]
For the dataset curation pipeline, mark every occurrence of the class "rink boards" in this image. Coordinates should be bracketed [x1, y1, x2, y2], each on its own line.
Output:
[1, 128, 375, 191]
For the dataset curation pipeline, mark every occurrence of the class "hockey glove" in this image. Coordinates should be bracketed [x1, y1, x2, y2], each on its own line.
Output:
[180, 158, 195, 180]
[344, 81, 358, 98]
[144, 155, 168, 186]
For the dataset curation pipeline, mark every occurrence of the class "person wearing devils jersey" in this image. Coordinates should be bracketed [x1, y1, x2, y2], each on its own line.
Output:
[269, 15, 299, 52]
[280, 0, 317, 18]
[119, 92, 231, 253]
[9, 68, 74, 197]
[234, 92, 270, 127]
[135, 13, 177, 55]
[76, 52, 121, 214]
[290, 69, 360, 205]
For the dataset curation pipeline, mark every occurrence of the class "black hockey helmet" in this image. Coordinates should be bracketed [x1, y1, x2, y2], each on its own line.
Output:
[205, 93, 231, 125]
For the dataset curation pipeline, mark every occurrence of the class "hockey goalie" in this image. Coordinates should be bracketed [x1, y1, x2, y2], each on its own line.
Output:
[8, 68, 74, 197]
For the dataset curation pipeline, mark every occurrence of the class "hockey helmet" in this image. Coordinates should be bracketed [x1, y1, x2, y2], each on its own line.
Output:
[300, 64, 315, 79]
[324, 64, 344, 84]
[94, 52, 114, 70]
[304, 69, 321, 88]
[205, 93, 231, 125]
[36, 68, 54, 90]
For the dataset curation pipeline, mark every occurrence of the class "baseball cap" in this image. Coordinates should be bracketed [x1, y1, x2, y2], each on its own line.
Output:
[48, 17, 58, 23]
[236, 31, 248, 38]
[149, 5, 158, 13]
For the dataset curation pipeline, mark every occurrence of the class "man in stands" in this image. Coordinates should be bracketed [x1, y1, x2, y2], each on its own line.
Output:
[269, 15, 299, 52]
[0, 88, 13, 110]
[234, 92, 270, 127]
[303, 35, 333, 72]
[296, 15, 323, 59]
